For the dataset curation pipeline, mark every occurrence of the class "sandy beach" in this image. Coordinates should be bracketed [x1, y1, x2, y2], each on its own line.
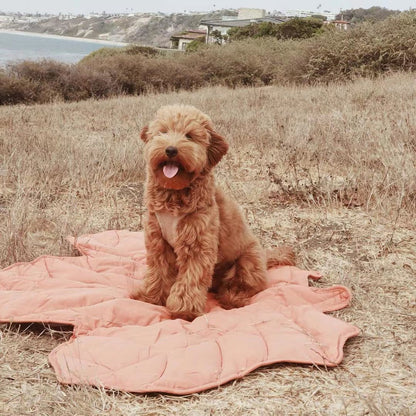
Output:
[0, 29, 129, 46]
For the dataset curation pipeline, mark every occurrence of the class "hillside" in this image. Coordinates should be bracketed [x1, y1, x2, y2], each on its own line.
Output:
[3, 11, 416, 106]
[0, 10, 237, 47]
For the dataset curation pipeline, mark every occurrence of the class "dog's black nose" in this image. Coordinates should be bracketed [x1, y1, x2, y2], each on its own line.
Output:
[165, 146, 178, 158]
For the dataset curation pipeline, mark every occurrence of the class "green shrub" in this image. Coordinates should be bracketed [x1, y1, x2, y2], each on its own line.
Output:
[80, 44, 159, 63]
[186, 37, 206, 53]
[336, 6, 400, 23]
[278, 17, 324, 39]
[228, 18, 324, 41]
[183, 39, 283, 87]
[228, 22, 280, 40]
[305, 12, 416, 82]
[124, 45, 159, 56]
[79, 47, 122, 62]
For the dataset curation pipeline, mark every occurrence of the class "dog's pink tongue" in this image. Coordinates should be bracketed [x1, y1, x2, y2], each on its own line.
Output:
[163, 163, 179, 178]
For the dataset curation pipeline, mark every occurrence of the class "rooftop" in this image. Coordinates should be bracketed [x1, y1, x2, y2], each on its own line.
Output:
[170, 29, 206, 40]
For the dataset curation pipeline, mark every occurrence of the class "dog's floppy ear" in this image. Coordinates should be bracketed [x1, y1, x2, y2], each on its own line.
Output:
[140, 126, 150, 143]
[207, 130, 229, 167]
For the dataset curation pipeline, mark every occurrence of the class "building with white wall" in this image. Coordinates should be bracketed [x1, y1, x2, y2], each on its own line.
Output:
[282, 9, 337, 21]
[200, 8, 285, 44]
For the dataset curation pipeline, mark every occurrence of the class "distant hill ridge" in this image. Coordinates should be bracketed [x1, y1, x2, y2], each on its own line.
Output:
[0, 10, 238, 47]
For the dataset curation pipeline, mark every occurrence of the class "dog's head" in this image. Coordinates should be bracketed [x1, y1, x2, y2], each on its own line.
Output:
[140, 105, 228, 190]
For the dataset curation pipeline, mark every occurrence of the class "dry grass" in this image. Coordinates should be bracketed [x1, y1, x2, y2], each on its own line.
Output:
[0, 72, 415, 415]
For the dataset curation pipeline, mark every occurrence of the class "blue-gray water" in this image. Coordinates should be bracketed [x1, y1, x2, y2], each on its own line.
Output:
[0, 31, 126, 66]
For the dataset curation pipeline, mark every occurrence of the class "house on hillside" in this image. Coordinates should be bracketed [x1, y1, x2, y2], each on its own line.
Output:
[170, 29, 206, 50]
[200, 8, 286, 44]
[323, 19, 350, 30]
[282, 9, 337, 20]
[331, 20, 350, 30]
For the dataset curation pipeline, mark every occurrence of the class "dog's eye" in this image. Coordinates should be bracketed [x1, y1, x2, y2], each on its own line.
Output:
[185, 133, 192, 140]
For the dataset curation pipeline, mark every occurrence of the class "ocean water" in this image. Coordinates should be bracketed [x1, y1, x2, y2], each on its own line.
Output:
[0, 31, 126, 66]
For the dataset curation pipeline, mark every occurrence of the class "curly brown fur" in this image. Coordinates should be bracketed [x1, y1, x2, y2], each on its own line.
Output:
[134, 105, 295, 320]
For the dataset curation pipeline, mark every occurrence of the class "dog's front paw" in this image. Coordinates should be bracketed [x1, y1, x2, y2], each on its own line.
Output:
[133, 285, 163, 306]
[169, 309, 200, 321]
[166, 293, 205, 321]
[216, 289, 251, 310]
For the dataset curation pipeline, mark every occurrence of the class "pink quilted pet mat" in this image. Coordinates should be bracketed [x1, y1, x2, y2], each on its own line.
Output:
[0, 230, 359, 394]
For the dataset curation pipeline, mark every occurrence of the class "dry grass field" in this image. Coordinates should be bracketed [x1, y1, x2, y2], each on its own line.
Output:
[0, 72, 415, 415]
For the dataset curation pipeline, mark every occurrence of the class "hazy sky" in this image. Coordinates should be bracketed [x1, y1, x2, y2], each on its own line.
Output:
[2, 1, 415, 14]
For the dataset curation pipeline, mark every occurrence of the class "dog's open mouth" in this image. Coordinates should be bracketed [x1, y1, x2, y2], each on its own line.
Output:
[162, 162, 180, 178]
[155, 160, 193, 190]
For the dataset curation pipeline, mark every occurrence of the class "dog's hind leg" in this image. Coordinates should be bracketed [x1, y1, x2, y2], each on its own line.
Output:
[216, 243, 296, 309]
[265, 246, 296, 269]
[216, 241, 268, 309]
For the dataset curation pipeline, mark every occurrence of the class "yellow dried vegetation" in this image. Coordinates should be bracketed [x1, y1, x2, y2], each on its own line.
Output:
[0, 73, 415, 415]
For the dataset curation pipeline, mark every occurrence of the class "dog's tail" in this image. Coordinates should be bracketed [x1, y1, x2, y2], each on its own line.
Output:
[265, 246, 296, 269]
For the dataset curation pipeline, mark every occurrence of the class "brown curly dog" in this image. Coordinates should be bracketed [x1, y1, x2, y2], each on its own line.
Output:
[134, 104, 295, 320]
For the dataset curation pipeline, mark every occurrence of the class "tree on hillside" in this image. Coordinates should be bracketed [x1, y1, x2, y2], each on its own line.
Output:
[336, 6, 400, 23]
[227, 22, 280, 40]
[278, 17, 323, 39]
[311, 14, 327, 21]
[227, 17, 323, 41]
[211, 29, 227, 44]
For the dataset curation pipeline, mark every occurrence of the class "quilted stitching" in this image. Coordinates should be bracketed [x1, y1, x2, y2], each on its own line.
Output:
[0, 230, 359, 394]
